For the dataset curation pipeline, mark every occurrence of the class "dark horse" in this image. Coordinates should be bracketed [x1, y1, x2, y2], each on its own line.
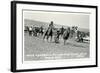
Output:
[59, 26, 65, 37]
[43, 21, 54, 42]
[43, 26, 53, 42]
[63, 27, 70, 45]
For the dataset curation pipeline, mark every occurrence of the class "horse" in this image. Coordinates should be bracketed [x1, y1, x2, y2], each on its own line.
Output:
[63, 27, 70, 45]
[70, 26, 78, 38]
[43, 26, 54, 42]
[59, 26, 65, 37]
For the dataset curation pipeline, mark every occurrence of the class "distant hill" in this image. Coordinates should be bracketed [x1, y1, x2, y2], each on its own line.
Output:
[24, 19, 89, 32]
[24, 19, 68, 28]
[78, 28, 89, 33]
[24, 19, 48, 28]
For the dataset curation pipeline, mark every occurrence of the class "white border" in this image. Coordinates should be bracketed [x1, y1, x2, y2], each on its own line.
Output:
[16, 3, 96, 70]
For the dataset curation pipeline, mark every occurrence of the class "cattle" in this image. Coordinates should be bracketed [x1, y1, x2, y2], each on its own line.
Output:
[76, 30, 90, 42]
[32, 26, 44, 37]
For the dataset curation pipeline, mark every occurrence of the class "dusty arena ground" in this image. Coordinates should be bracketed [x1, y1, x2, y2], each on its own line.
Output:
[24, 32, 90, 61]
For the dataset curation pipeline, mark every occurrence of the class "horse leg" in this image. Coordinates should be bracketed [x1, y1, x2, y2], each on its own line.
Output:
[50, 35, 52, 42]
[41, 32, 43, 36]
[43, 34, 46, 40]
[46, 35, 49, 42]
[64, 39, 66, 45]
[41, 32, 42, 36]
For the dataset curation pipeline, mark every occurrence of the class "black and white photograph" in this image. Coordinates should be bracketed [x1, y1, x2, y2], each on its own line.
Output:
[23, 10, 90, 61]
[11, 1, 97, 72]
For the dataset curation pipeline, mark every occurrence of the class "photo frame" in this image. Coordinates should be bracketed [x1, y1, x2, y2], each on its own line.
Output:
[11, 1, 98, 72]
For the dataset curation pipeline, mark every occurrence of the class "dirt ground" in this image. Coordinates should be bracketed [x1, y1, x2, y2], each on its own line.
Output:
[24, 33, 90, 61]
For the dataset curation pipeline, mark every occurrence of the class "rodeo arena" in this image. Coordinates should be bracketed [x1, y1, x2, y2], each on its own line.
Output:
[24, 21, 90, 61]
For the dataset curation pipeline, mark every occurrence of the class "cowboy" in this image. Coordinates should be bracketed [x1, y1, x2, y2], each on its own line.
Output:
[43, 21, 54, 41]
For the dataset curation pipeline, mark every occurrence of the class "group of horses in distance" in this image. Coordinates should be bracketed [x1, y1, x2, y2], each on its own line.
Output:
[24, 23, 90, 45]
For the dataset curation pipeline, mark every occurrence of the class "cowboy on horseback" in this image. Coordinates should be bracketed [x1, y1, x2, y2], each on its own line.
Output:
[43, 21, 54, 42]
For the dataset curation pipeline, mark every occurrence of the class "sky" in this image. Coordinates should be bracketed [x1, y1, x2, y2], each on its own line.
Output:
[23, 10, 90, 29]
